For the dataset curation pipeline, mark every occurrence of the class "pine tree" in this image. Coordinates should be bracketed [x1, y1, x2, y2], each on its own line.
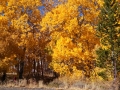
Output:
[97, 0, 120, 81]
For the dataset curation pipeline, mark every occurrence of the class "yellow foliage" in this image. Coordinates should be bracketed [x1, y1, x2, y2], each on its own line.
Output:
[0, 0, 105, 81]
[0, 0, 42, 73]
[97, 0, 104, 7]
[90, 67, 113, 81]
[41, 0, 101, 78]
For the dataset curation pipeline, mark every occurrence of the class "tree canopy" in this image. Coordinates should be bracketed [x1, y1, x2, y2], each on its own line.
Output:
[0, 0, 119, 82]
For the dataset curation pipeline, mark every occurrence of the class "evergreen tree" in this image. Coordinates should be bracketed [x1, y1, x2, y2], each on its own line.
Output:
[97, 0, 120, 80]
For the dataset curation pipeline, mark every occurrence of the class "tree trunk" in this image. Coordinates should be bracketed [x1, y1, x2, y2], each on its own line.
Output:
[37, 61, 40, 73]
[1, 72, 6, 83]
[33, 59, 36, 77]
[113, 58, 117, 80]
[41, 58, 44, 78]
[111, 51, 117, 81]
[19, 61, 24, 79]
[19, 47, 26, 79]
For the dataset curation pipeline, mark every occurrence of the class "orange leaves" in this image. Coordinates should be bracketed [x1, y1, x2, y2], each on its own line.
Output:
[0, 0, 43, 73]
[52, 36, 76, 59]
[65, 17, 78, 33]
[30, 9, 41, 23]
[0, 5, 5, 13]
[41, 0, 100, 77]
[12, 14, 29, 30]
[8, 0, 16, 6]
[19, 0, 41, 9]
[0, 16, 8, 25]
[0, 54, 17, 71]
[0, 0, 8, 6]
[41, 2, 79, 32]
[0, 0, 102, 79]
[51, 63, 69, 75]
[97, 0, 104, 7]
[68, 0, 82, 5]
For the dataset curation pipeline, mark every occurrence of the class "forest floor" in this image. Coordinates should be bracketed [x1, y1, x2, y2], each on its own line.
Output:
[0, 78, 119, 90]
[0, 87, 54, 90]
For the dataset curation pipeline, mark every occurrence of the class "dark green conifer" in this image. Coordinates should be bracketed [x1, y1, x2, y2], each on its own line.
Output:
[97, 0, 120, 80]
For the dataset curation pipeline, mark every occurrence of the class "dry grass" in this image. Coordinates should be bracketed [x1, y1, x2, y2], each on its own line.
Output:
[47, 78, 119, 90]
[0, 78, 119, 90]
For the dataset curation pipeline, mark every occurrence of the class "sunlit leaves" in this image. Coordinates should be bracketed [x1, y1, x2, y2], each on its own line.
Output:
[0, 0, 106, 81]
[0, 0, 42, 74]
[41, 0, 100, 77]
